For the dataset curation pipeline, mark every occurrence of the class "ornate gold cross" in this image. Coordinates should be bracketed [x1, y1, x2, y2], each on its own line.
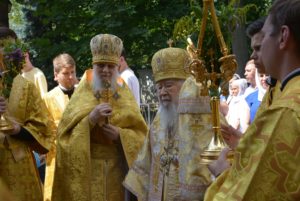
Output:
[94, 81, 120, 124]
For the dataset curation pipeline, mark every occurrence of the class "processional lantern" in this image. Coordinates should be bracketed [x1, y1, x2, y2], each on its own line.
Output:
[186, 0, 237, 164]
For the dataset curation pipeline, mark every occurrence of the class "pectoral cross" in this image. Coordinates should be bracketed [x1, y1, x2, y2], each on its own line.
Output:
[167, 39, 174, 47]
[102, 81, 111, 124]
[94, 81, 120, 124]
[102, 81, 111, 100]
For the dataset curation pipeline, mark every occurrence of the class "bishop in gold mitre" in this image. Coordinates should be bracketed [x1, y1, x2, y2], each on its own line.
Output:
[51, 33, 147, 201]
[123, 47, 191, 201]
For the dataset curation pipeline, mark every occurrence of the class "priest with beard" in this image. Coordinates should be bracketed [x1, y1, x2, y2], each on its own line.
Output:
[123, 47, 190, 201]
[51, 33, 148, 201]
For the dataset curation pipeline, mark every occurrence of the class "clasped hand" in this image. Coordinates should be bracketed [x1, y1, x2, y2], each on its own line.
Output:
[89, 103, 120, 140]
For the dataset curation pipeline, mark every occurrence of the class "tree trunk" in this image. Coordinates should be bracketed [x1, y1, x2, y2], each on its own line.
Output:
[231, 0, 252, 77]
[0, 0, 11, 27]
[232, 24, 249, 77]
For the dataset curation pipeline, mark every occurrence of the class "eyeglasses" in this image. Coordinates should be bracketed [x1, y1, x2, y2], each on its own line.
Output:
[155, 80, 176, 93]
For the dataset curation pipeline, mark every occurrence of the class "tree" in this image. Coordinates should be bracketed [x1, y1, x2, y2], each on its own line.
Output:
[173, 0, 272, 76]
[0, 0, 11, 27]
[11, 0, 190, 89]
[232, 0, 273, 75]
[10, 0, 272, 90]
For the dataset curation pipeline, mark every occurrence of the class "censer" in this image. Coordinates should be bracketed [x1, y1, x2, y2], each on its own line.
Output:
[185, 0, 237, 164]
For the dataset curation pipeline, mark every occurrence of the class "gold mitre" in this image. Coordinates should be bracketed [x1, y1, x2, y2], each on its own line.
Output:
[90, 33, 123, 65]
[151, 47, 190, 83]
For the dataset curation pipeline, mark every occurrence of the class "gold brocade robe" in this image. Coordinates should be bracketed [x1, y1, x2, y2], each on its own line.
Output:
[124, 77, 227, 201]
[43, 86, 71, 201]
[0, 178, 16, 201]
[177, 76, 230, 200]
[52, 69, 147, 201]
[123, 113, 181, 201]
[205, 77, 300, 201]
[44, 86, 70, 126]
[22, 67, 48, 98]
[0, 75, 55, 201]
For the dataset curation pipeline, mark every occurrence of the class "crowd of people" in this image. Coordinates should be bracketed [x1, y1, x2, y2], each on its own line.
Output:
[0, 0, 299, 200]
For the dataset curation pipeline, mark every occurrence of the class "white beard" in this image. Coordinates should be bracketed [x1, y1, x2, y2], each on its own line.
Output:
[92, 68, 120, 94]
[158, 103, 178, 136]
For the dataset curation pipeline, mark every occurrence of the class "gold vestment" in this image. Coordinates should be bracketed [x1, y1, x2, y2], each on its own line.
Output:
[44, 86, 70, 126]
[205, 78, 300, 200]
[0, 75, 55, 201]
[124, 112, 181, 201]
[51, 69, 147, 201]
[124, 76, 227, 201]
[43, 86, 71, 201]
[22, 67, 48, 98]
[177, 77, 216, 200]
[0, 178, 16, 201]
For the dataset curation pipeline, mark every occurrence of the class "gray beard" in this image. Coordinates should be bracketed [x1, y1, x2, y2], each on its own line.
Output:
[159, 103, 178, 136]
[92, 68, 120, 94]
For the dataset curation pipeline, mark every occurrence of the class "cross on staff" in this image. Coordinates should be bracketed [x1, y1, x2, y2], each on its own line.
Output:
[101, 81, 111, 124]
[167, 39, 174, 47]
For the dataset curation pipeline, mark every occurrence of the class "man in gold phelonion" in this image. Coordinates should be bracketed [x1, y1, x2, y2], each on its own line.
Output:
[0, 27, 55, 201]
[123, 47, 191, 200]
[51, 33, 147, 201]
[43, 53, 78, 201]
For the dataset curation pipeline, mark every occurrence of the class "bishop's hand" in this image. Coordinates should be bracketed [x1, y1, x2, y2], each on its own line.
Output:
[89, 103, 112, 127]
[100, 124, 120, 141]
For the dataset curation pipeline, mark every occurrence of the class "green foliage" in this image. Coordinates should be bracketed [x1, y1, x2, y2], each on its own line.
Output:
[173, 0, 257, 51]
[10, 0, 190, 88]
[172, 0, 273, 75]
[242, 0, 273, 21]
[9, 0, 272, 89]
